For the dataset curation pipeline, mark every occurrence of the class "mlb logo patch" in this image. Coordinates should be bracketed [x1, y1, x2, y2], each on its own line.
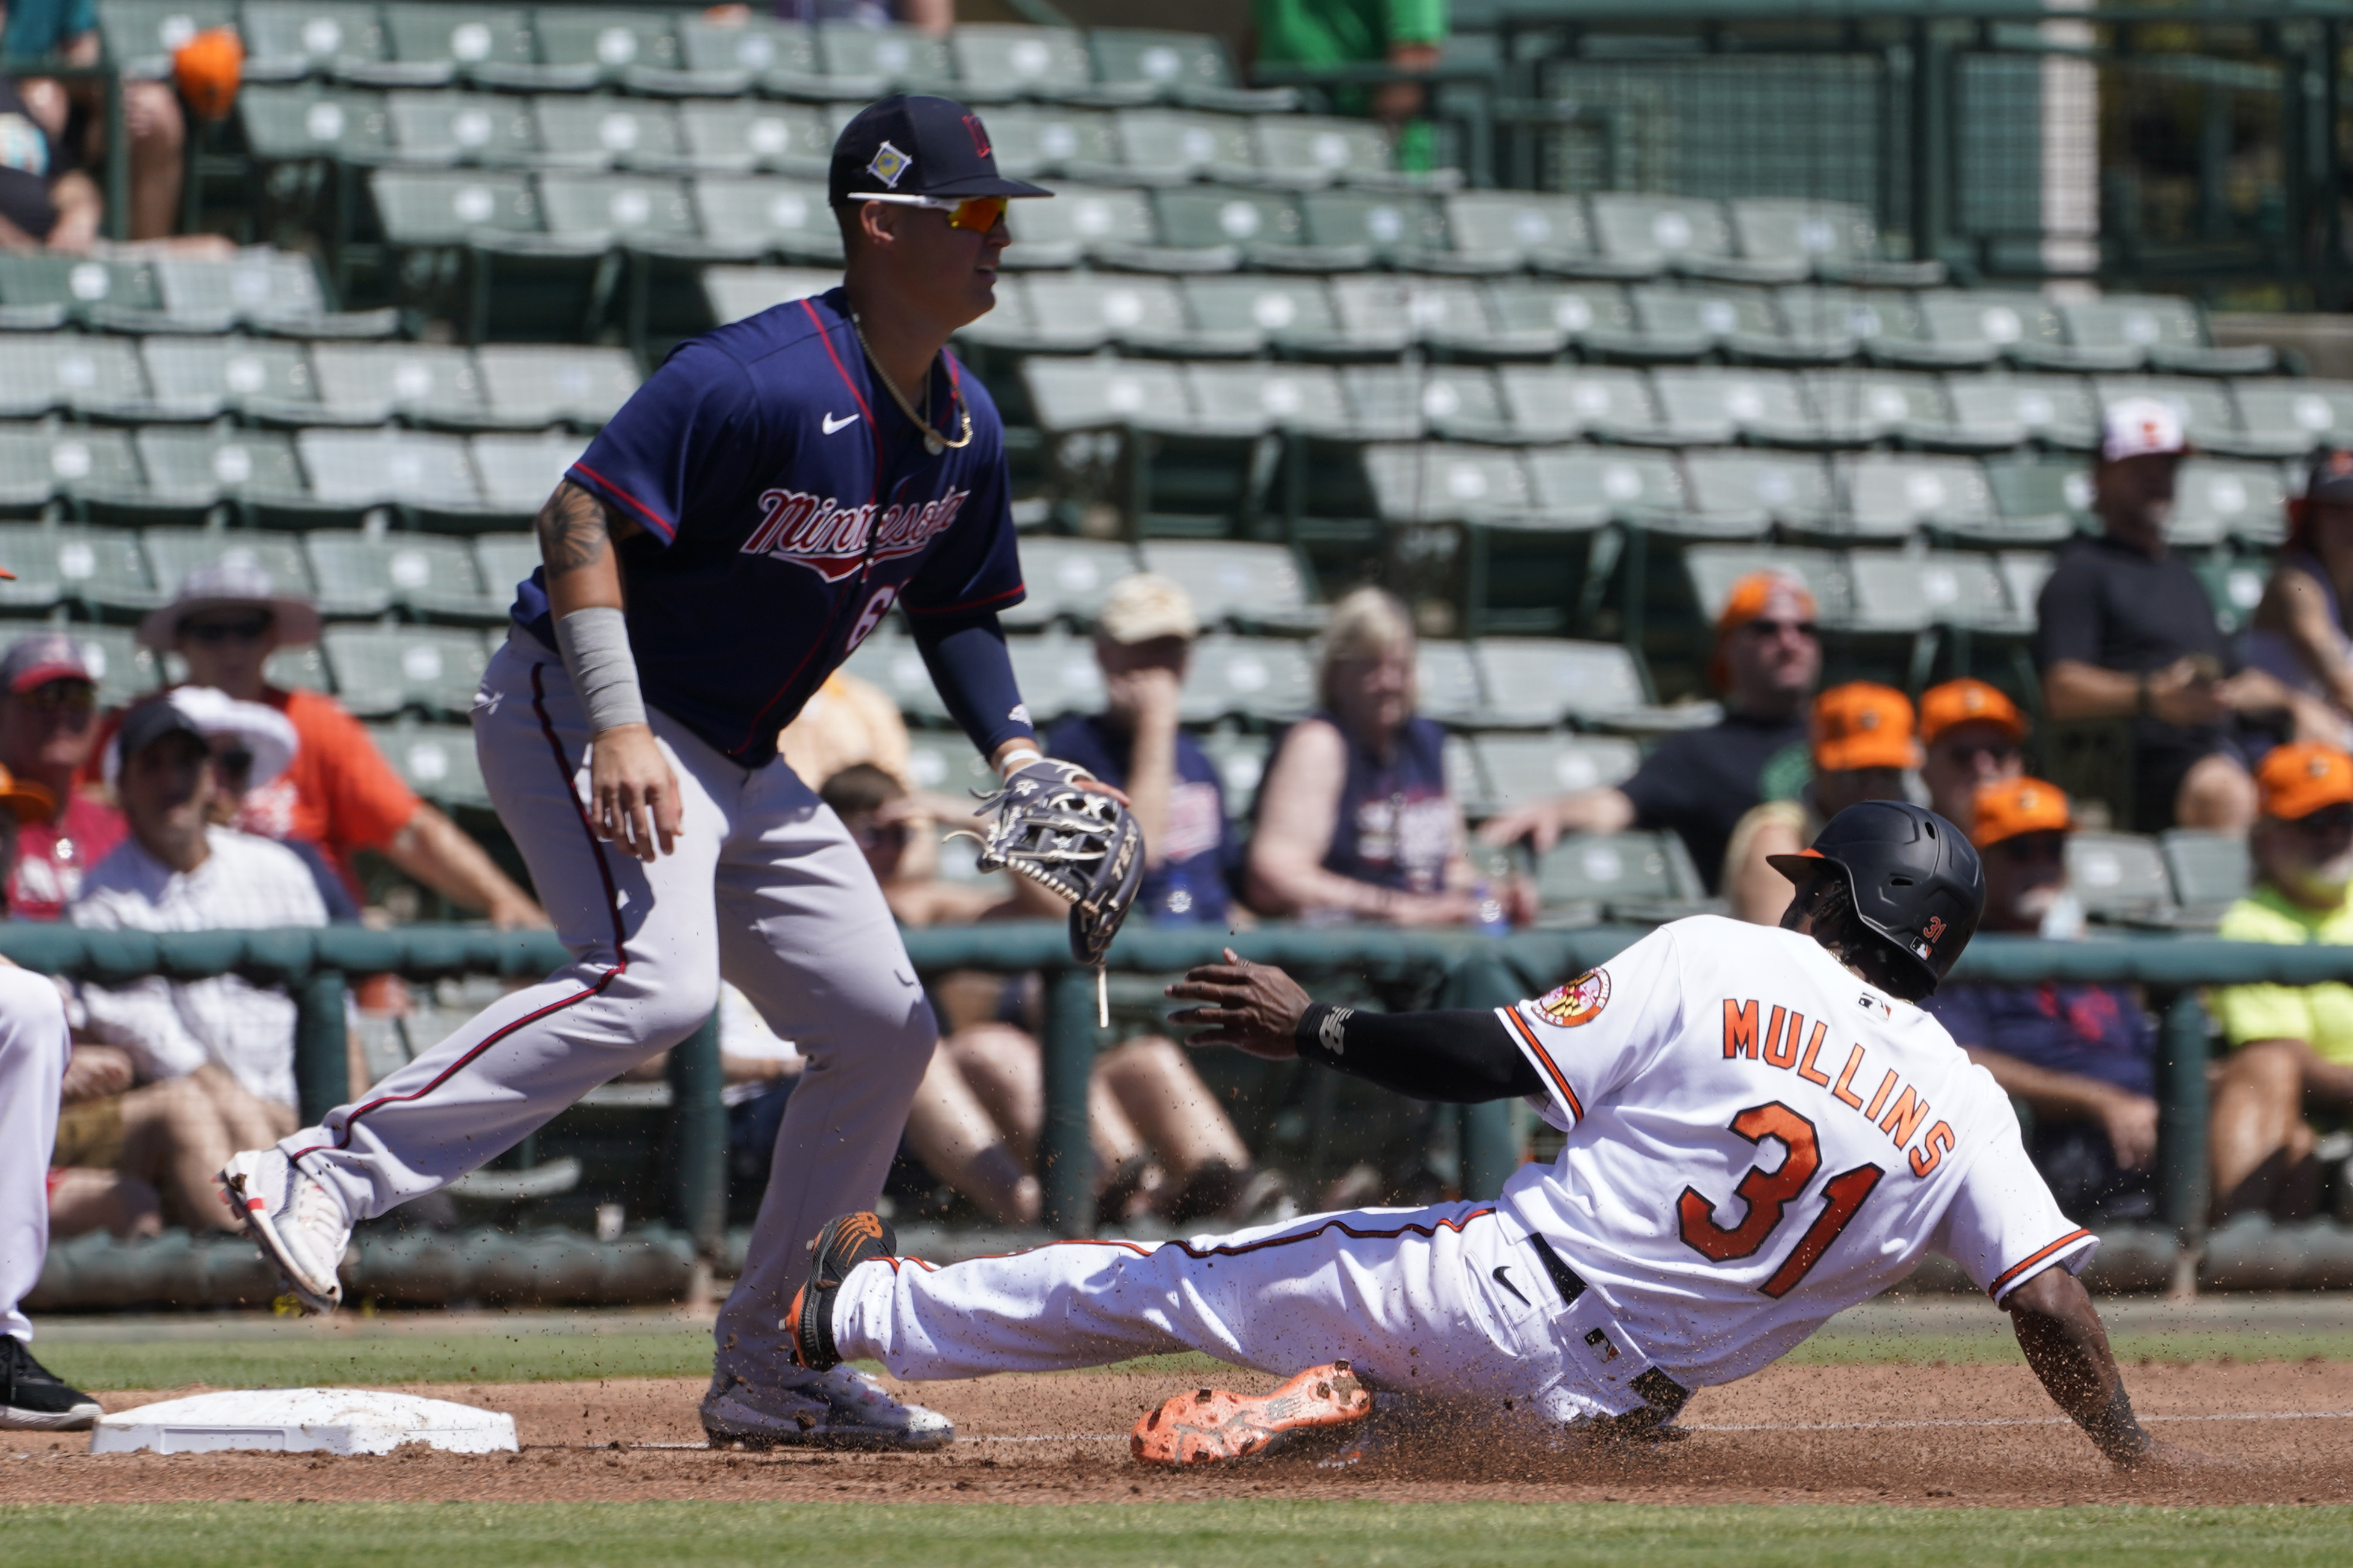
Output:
[867, 140, 912, 189]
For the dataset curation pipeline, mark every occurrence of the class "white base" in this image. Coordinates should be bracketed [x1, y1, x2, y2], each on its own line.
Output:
[90, 1388, 520, 1456]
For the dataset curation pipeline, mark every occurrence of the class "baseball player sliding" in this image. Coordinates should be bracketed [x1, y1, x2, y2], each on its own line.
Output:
[786, 803, 2209, 1468]
[219, 95, 1138, 1451]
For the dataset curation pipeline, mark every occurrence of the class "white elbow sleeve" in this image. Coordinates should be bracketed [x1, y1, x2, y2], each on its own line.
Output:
[554, 606, 648, 734]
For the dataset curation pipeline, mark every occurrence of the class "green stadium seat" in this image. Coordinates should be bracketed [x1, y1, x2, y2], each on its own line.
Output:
[1629, 284, 1789, 364]
[309, 342, 486, 426]
[1113, 106, 1259, 185]
[134, 432, 309, 512]
[369, 169, 544, 247]
[700, 265, 837, 328]
[1685, 543, 1851, 627]
[677, 100, 830, 176]
[532, 172, 705, 250]
[239, 85, 394, 165]
[999, 180, 1162, 270]
[1154, 185, 1357, 270]
[904, 727, 998, 801]
[366, 721, 491, 810]
[0, 255, 161, 331]
[0, 335, 148, 419]
[307, 530, 495, 619]
[458, 7, 671, 93]
[0, 522, 153, 610]
[1464, 733, 1641, 819]
[321, 625, 492, 716]
[1362, 442, 1530, 524]
[2170, 459, 2289, 549]
[1650, 368, 1819, 446]
[473, 346, 638, 429]
[1182, 633, 1315, 722]
[1842, 549, 2012, 635]
[1729, 198, 1942, 287]
[2160, 828, 2251, 921]
[942, 273, 1038, 353]
[143, 527, 315, 602]
[837, 626, 948, 722]
[1001, 273, 1192, 354]
[1180, 361, 1353, 438]
[385, 91, 540, 166]
[1190, 727, 1269, 817]
[1803, 369, 1976, 449]
[1340, 364, 1511, 443]
[948, 23, 1095, 103]
[1485, 278, 1641, 360]
[1442, 191, 1642, 278]
[0, 429, 138, 516]
[1327, 275, 1490, 356]
[1522, 446, 1686, 529]
[1089, 28, 1292, 112]
[687, 177, 836, 263]
[1835, 453, 1997, 540]
[1591, 193, 1792, 283]
[1253, 114, 1398, 189]
[817, 22, 956, 95]
[1920, 291, 2087, 370]
[239, 1, 389, 80]
[1681, 451, 1833, 534]
[1777, 286, 1958, 369]
[1004, 629, 1106, 721]
[156, 252, 394, 339]
[62, 624, 166, 708]
[2061, 295, 2275, 377]
[1945, 372, 2100, 451]
[1979, 454, 2090, 544]
[1494, 364, 1663, 444]
[97, 0, 238, 78]
[2067, 832, 2179, 926]
[1300, 189, 1451, 264]
[676, 17, 825, 96]
[1473, 638, 1658, 730]
[472, 532, 543, 600]
[1020, 357, 1191, 435]
[2232, 379, 2353, 453]
[531, 96, 686, 172]
[2094, 374, 2297, 460]
[1413, 639, 1482, 725]
[1176, 275, 1348, 357]
[999, 536, 1137, 629]
[977, 105, 1124, 182]
[372, 6, 539, 89]
[1139, 540, 1323, 633]
[137, 336, 316, 423]
[1999, 549, 2057, 617]
[295, 429, 483, 512]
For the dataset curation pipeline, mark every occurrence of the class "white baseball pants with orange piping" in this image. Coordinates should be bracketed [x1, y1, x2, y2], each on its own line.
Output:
[0, 967, 70, 1343]
[279, 630, 937, 1386]
[832, 1201, 1650, 1432]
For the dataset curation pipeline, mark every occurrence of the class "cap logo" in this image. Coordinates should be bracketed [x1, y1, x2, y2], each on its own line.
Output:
[866, 140, 911, 189]
[961, 113, 990, 158]
[2313, 757, 2333, 779]
[1858, 710, 1880, 731]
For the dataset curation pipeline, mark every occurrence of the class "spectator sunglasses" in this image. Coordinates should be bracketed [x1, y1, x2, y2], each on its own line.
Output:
[859, 192, 1010, 235]
[181, 613, 274, 644]
[1743, 617, 1819, 640]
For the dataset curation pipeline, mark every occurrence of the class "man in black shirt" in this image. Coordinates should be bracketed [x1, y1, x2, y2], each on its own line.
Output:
[0, 76, 96, 250]
[1480, 568, 1816, 889]
[2035, 399, 2325, 833]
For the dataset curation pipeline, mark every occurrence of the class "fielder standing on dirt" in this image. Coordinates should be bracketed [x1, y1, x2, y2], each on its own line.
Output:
[220, 95, 1140, 1453]
[784, 803, 2212, 1468]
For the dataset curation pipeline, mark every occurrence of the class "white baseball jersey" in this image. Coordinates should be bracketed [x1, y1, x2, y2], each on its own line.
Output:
[1496, 915, 2094, 1389]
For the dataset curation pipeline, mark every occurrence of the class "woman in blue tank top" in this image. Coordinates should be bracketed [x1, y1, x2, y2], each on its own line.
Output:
[1247, 588, 1486, 924]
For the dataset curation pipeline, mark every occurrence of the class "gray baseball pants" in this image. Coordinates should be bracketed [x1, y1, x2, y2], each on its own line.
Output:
[282, 631, 937, 1385]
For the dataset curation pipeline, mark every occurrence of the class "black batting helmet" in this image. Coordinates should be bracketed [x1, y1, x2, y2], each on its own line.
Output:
[1768, 801, 1984, 992]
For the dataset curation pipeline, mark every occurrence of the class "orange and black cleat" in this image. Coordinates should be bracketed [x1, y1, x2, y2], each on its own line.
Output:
[1131, 1361, 1374, 1466]
[785, 1211, 896, 1373]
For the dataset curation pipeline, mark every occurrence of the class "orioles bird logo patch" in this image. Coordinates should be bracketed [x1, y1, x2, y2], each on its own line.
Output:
[1535, 968, 1611, 1027]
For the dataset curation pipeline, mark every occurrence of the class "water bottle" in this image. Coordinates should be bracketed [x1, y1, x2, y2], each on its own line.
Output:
[1470, 852, 1511, 936]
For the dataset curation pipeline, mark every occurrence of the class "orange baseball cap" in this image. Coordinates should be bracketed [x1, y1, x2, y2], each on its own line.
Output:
[1919, 678, 2026, 746]
[1709, 569, 1817, 692]
[1970, 776, 2072, 849]
[1812, 682, 1917, 772]
[2257, 742, 2353, 822]
[174, 27, 244, 123]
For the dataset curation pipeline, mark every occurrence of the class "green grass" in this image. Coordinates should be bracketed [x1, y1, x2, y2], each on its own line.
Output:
[3, 1502, 2348, 1568]
[1784, 1325, 2353, 1367]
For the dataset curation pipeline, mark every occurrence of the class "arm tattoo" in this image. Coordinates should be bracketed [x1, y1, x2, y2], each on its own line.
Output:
[537, 481, 612, 576]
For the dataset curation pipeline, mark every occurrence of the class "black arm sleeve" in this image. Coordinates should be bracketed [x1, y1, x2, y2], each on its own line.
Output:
[1294, 1003, 1543, 1104]
[910, 609, 1038, 760]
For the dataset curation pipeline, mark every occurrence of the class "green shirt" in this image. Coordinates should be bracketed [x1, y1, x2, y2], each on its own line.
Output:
[1254, 0, 1450, 66]
[2212, 884, 2353, 1065]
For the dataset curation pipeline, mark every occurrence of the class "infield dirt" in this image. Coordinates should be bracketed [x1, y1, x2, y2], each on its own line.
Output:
[7, 1359, 2351, 1508]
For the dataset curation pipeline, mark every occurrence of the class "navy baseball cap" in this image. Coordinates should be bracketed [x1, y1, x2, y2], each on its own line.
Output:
[828, 94, 1051, 208]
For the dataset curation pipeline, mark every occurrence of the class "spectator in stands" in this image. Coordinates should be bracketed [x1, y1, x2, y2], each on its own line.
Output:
[1926, 776, 2159, 1225]
[1249, 586, 1485, 924]
[2207, 742, 2353, 1222]
[1723, 683, 1919, 925]
[2248, 447, 2353, 719]
[50, 1036, 257, 1235]
[2035, 399, 2331, 834]
[1919, 677, 2029, 831]
[167, 684, 357, 922]
[1481, 568, 1819, 892]
[4, 0, 187, 242]
[1256, 0, 1448, 170]
[1050, 573, 1238, 927]
[0, 64, 96, 250]
[708, 3, 953, 38]
[0, 633, 122, 920]
[136, 561, 548, 927]
[70, 695, 328, 1149]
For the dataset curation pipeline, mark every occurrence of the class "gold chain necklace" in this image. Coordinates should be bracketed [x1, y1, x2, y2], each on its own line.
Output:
[851, 313, 973, 455]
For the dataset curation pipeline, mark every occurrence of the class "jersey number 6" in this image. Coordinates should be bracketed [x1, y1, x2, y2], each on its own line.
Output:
[1676, 1101, 1885, 1300]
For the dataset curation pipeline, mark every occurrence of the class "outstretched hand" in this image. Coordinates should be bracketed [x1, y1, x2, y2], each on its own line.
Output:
[1164, 950, 1313, 1060]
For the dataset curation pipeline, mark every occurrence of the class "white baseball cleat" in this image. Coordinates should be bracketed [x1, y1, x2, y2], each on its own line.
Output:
[700, 1365, 954, 1451]
[219, 1148, 351, 1314]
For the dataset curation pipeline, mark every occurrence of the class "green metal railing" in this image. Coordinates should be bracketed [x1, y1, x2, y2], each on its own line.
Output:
[18, 922, 2353, 1258]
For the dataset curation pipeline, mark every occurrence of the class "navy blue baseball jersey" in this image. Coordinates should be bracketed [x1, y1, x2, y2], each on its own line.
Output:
[513, 287, 1029, 766]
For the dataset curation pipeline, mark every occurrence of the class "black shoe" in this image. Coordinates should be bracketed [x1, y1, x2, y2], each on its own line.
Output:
[784, 1212, 897, 1373]
[0, 1335, 99, 1431]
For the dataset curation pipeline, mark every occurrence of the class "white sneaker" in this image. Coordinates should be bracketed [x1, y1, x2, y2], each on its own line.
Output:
[219, 1148, 351, 1314]
[701, 1365, 954, 1451]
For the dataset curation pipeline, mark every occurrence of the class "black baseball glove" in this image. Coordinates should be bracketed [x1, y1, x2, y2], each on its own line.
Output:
[973, 757, 1144, 966]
